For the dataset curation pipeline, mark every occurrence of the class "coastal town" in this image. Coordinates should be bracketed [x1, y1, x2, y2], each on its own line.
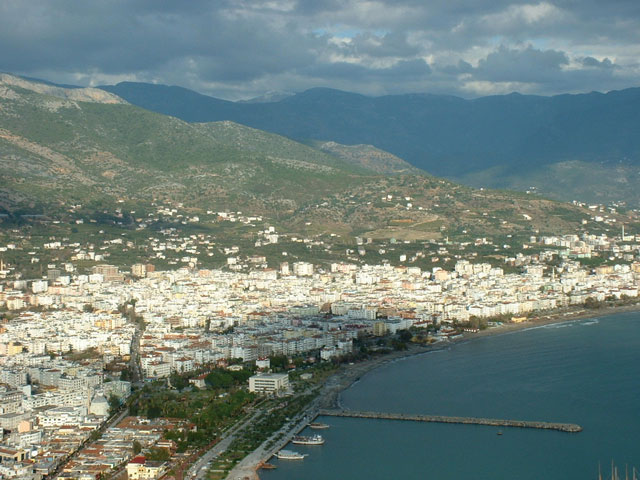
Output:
[3, 2, 640, 476]
[1, 214, 640, 479]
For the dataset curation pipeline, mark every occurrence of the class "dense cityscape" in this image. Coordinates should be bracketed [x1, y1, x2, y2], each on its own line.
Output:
[1, 210, 639, 478]
[3, 1, 640, 476]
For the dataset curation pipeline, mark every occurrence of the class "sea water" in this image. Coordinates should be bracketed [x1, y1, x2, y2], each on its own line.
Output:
[262, 313, 640, 479]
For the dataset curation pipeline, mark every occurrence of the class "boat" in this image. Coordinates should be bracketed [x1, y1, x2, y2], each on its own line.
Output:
[260, 462, 277, 469]
[309, 422, 330, 429]
[275, 449, 307, 460]
[292, 434, 325, 445]
[497, 430, 503, 436]
[600, 461, 638, 480]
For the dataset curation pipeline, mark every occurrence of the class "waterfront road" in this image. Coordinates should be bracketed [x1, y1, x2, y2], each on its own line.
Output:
[186, 410, 263, 480]
[225, 394, 324, 480]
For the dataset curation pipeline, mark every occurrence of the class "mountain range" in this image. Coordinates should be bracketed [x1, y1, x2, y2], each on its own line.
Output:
[99, 81, 640, 206]
[0, 72, 618, 242]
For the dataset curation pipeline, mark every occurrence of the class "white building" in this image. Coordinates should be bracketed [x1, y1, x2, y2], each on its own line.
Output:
[248, 373, 289, 395]
[292, 262, 313, 277]
[37, 406, 87, 427]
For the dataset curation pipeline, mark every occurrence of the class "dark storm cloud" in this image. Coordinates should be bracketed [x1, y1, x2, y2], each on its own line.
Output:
[475, 45, 569, 83]
[0, 0, 639, 99]
[0, 1, 319, 76]
[440, 61, 474, 76]
[581, 56, 615, 69]
[345, 32, 422, 59]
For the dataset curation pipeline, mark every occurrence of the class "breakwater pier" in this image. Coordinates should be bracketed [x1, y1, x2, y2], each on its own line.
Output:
[319, 409, 582, 433]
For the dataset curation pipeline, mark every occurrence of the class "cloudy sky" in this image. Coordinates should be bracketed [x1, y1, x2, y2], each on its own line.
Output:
[1, 0, 639, 100]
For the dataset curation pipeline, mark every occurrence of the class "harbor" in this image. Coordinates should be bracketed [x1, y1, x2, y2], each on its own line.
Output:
[224, 315, 640, 480]
[319, 409, 583, 433]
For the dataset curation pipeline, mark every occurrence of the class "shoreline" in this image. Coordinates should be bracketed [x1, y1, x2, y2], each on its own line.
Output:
[320, 301, 640, 411]
[226, 301, 640, 479]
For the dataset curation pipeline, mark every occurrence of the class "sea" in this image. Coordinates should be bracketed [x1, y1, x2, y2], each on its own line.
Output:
[262, 312, 640, 479]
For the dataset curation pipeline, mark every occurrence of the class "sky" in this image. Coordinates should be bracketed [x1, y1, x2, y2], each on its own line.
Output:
[1, 0, 639, 100]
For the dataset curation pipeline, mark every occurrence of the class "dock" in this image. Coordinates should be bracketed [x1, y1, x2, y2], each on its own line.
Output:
[319, 409, 582, 433]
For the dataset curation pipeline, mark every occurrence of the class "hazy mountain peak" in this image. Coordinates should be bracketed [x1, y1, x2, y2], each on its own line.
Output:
[0, 73, 126, 104]
[237, 91, 293, 104]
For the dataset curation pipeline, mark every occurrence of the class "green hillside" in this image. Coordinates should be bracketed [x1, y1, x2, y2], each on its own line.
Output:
[1, 73, 632, 246]
[0, 76, 370, 214]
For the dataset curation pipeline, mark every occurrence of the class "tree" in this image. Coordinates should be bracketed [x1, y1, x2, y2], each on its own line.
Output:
[147, 405, 162, 419]
[204, 370, 233, 389]
[120, 368, 132, 381]
[146, 447, 170, 461]
[270, 355, 287, 371]
[397, 329, 412, 342]
[108, 394, 121, 415]
[169, 372, 188, 391]
[584, 297, 603, 309]
[132, 440, 142, 455]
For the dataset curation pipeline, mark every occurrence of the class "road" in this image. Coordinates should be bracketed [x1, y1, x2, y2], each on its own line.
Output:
[49, 317, 144, 479]
[225, 392, 324, 480]
[129, 319, 143, 383]
[184, 410, 263, 480]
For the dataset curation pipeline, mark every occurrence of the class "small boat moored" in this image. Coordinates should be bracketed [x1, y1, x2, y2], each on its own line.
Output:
[275, 450, 307, 460]
[309, 422, 330, 429]
[292, 434, 325, 445]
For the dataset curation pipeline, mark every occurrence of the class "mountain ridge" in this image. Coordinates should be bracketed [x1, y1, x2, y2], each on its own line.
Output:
[98, 80, 640, 205]
[0, 72, 621, 243]
[0, 73, 125, 104]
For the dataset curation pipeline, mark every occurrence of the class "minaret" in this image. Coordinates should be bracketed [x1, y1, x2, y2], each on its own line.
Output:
[622, 224, 625, 240]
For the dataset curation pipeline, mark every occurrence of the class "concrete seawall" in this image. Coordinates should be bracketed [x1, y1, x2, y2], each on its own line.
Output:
[320, 409, 583, 433]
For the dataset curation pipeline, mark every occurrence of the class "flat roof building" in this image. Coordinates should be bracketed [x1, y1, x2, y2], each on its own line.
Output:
[248, 373, 289, 395]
